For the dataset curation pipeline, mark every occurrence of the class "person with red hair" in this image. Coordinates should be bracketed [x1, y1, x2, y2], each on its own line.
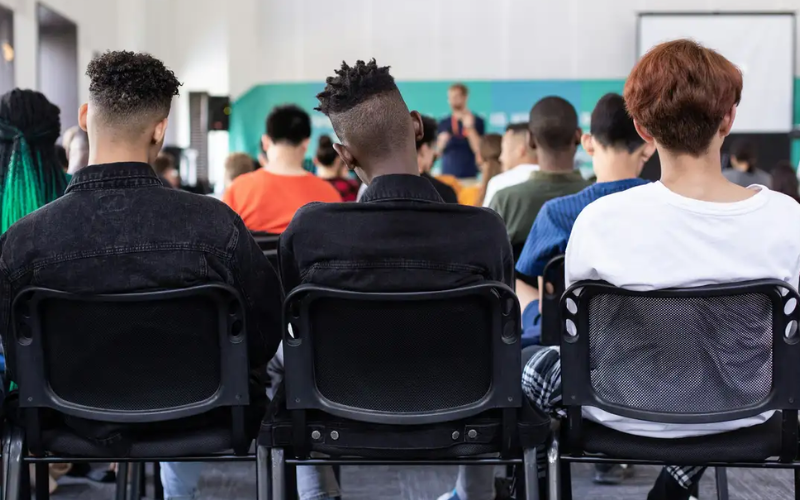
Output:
[507, 39, 800, 500]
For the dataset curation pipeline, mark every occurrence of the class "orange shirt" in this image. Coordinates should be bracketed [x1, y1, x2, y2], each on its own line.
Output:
[223, 169, 342, 234]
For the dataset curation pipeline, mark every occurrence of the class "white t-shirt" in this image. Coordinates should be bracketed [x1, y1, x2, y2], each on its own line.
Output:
[566, 182, 800, 438]
[482, 164, 539, 207]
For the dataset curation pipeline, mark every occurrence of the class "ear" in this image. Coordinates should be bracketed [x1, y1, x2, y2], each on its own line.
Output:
[719, 105, 737, 137]
[78, 103, 89, 132]
[410, 110, 424, 143]
[153, 117, 168, 145]
[527, 130, 537, 150]
[333, 142, 357, 171]
[581, 133, 596, 157]
[574, 129, 582, 146]
[261, 135, 271, 154]
[633, 119, 655, 145]
[300, 138, 310, 153]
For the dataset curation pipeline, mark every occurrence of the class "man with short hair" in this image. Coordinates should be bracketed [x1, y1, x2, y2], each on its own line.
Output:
[418, 115, 458, 203]
[0, 51, 283, 500]
[490, 97, 591, 259]
[437, 83, 484, 179]
[482, 123, 538, 207]
[276, 59, 514, 500]
[224, 105, 341, 233]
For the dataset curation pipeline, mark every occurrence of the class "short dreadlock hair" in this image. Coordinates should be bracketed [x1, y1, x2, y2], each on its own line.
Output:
[87, 51, 182, 134]
[316, 59, 413, 160]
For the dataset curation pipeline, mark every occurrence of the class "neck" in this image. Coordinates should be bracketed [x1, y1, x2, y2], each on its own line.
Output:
[315, 165, 339, 179]
[659, 148, 733, 200]
[364, 157, 419, 184]
[265, 146, 306, 175]
[537, 150, 575, 173]
[593, 152, 640, 183]
[89, 142, 151, 166]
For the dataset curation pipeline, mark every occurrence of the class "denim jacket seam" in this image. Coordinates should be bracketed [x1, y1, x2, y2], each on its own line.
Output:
[7, 244, 230, 281]
[67, 176, 163, 192]
[306, 260, 488, 275]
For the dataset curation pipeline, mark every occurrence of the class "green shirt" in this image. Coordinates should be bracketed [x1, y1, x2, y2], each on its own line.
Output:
[490, 170, 592, 248]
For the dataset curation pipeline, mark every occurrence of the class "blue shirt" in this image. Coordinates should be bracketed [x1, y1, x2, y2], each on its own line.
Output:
[516, 178, 649, 279]
[437, 115, 485, 178]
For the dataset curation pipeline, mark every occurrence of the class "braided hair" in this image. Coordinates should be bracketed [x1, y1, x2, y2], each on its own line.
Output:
[0, 89, 65, 233]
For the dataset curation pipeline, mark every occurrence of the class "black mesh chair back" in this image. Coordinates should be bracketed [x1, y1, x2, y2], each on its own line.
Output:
[561, 280, 800, 426]
[251, 231, 280, 252]
[12, 285, 250, 424]
[283, 282, 522, 424]
[540, 255, 565, 346]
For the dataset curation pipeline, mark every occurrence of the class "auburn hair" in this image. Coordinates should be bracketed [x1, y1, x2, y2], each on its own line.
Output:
[624, 39, 742, 156]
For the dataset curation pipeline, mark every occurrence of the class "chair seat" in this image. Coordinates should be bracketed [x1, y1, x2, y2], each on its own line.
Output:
[576, 413, 783, 465]
[42, 426, 243, 458]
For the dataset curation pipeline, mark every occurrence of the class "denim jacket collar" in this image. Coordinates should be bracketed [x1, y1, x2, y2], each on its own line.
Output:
[66, 162, 163, 193]
[360, 174, 443, 204]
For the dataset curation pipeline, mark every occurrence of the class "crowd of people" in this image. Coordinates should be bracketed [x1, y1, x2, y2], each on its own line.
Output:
[0, 38, 799, 500]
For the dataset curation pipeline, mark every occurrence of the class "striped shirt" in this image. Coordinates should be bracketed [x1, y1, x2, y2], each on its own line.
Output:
[516, 178, 648, 279]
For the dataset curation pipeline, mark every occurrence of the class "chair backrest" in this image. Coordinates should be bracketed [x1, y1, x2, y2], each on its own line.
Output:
[283, 282, 522, 425]
[11, 285, 250, 423]
[540, 255, 565, 346]
[251, 231, 280, 252]
[560, 279, 800, 425]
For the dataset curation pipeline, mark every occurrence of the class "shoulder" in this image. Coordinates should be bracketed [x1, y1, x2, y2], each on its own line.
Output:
[571, 183, 654, 231]
[761, 188, 800, 216]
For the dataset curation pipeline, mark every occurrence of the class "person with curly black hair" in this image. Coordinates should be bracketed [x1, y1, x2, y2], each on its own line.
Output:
[0, 51, 284, 500]
[274, 58, 514, 500]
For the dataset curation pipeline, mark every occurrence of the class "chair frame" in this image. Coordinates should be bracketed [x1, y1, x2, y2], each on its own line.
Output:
[5, 284, 257, 500]
[551, 279, 800, 500]
[540, 255, 565, 346]
[251, 231, 280, 253]
[258, 282, 542, 500]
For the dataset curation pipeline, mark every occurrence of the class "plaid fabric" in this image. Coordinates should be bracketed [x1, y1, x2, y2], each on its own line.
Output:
[521, 346, 706, 491]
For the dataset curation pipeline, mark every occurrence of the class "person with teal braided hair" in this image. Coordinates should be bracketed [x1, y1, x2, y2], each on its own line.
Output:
[0, 89, 66, 233]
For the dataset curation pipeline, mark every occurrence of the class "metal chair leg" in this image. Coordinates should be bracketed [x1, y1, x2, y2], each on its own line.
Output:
[34, 463, 49, 500]
[154, 462, 164, 500]
[4, 427, 23, 500]
[560, 461, 572, 500]
[257, 445, 271, 500]
[271, 449, 285, 500]
[523, 448, 540, 500]
[547, 436, 560, 500]
[138, 463, 147, 498]
[715, 467, 729, 500]
[129, 463, 142, 500]
[19, 455, 30, 500]
[115, 463, 129, 500]
[794, 467, 800, 500]
[333, 465, 342, 500]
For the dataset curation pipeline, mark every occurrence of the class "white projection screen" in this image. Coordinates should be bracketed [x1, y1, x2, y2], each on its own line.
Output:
[638, 14, 795, 133]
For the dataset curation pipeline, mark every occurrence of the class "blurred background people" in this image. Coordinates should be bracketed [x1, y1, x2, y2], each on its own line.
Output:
[483, 123, 538, 207]
[152, 151, 181, 188]
[419, 115, 458, 203]
[771, 160, 800, 202]
[224, 152, 255, 189]
[459, 133, 502, 206]
[437, 83, 484, 179]
[724, 140, 771, 187]
[314, 135, 360, 201]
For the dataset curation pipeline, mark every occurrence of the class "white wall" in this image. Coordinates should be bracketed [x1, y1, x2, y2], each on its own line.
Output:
[229, 0, 800, 98]
[39, 26, 78, 133]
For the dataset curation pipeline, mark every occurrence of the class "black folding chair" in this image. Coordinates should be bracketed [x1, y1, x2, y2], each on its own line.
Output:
[540, 255, 565, 346]
[258, 282, 550, 500]
[251, 231, 280, 253]
[4, 285, 259, 500]
[553, 279, 800, 500]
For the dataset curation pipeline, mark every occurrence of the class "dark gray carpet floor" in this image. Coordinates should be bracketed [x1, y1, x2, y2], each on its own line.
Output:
[49, 462, 795, 499]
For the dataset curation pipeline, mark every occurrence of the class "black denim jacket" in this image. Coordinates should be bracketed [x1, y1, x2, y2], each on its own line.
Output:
[278, 174, 514, 294]
[0, 162, 283, 380]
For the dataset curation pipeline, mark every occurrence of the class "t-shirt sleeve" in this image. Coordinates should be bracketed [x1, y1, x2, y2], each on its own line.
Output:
[516, 202, 568, 279]
[564, 208, 600, 288]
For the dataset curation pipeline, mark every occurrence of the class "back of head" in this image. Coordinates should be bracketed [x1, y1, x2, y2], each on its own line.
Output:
[316, 59, 415, 177]
[528, 96, 579, 153]
[225, 152, 255, 183]
[86, 51, 181, 146]
[591, 93, 644, 153]
[315, 135, 338, 166]
[730, 140, 757, 171]
[266, 105, 311, 146]
[477, 133, 503, 205]
[771, 161, 799, 202]
[0, 89, 65, 233]
[624, 39, 742, 156]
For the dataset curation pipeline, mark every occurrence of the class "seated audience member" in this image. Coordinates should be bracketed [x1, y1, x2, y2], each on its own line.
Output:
[66, 128, 90, 174]
[515, 93, 653, 344]
[275, 59, 514, 500]
[524, 39, 800, 500]
[224, 105, 341, 233]
[723, 140, 771, 187]
[459, 133, 502, 206]
[314, 135, 360, 201]
[224, 152, 255, 190]
[490, 98, 591, 258]
[482, 123, 538, 207]
[0, 51, 283, 500]
[771, 160, 800, 202]
[152, 151, 180, 188]
[0, 89, 68, 233]
[418, 115, 458, 203]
